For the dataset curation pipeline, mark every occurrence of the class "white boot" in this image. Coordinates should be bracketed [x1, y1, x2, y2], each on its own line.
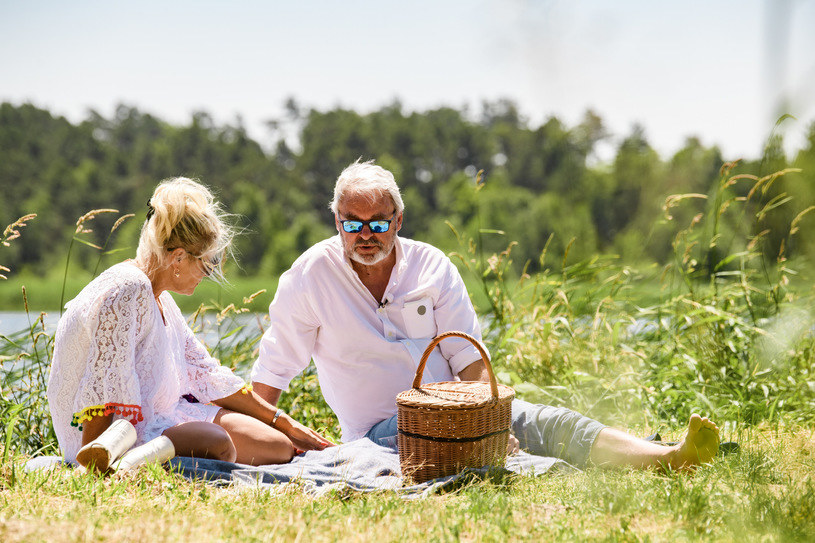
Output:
[75, 419, 137, 473]
[112, 435, 176, 473]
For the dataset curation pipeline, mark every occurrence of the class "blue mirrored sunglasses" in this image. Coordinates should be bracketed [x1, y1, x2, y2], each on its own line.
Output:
[340, 213, 396, 234]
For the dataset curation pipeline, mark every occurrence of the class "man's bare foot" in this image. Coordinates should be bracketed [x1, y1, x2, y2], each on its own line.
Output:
[666, 414, 719, 470]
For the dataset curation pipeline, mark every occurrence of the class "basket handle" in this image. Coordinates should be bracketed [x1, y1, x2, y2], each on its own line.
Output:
[412, 331, 499, 399]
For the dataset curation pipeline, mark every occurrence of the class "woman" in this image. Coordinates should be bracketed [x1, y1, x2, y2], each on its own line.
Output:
[47, 177, 332, 471]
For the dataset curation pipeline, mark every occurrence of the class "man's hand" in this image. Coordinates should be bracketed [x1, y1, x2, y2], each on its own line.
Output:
[278, 415, 336, 453]
[457, 359, 489, 382]
[507, 434, 520, 455]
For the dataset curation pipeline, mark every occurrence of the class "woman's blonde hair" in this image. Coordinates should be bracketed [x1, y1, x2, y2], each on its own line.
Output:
[135, 177, 233, 280]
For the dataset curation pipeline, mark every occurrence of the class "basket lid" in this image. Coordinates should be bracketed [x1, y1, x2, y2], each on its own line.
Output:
[396, 380, 514, 410]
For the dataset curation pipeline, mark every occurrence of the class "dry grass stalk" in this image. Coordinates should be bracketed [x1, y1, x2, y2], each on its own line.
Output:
[74, 209, 118, 234]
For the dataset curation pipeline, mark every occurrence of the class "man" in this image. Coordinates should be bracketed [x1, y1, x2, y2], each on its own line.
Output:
[252, 160, 719, 470]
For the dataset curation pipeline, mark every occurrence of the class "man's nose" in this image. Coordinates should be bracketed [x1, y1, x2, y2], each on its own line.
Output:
[358, 224, 374, 238]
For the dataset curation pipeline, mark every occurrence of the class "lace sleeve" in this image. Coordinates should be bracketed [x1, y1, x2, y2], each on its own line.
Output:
[182, 324, 245, 404]
[72, 281, 146, 428]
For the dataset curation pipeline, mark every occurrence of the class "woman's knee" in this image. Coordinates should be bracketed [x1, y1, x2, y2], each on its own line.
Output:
[207, 427, 238, 462]
[268, 437, 295, 463]
[215, 411, 296, 465]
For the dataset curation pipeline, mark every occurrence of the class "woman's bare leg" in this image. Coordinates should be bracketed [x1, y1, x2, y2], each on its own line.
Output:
[214, 409, 295, 465]
[162, 421, 237, 462]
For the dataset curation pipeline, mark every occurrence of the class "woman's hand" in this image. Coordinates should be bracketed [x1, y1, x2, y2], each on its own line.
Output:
[277, 414, 336, 452]
[212, 388, 336, 454]
[507, 434, 520, 455]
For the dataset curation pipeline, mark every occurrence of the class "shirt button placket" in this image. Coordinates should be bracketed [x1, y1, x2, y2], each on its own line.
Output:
[378, 293, 396, 339]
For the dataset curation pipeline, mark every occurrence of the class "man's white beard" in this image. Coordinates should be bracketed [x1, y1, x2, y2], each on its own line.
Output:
[346, 238, 394, 266]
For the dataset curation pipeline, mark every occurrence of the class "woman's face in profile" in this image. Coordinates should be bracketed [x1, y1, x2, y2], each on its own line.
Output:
[168, 250, 211, 296]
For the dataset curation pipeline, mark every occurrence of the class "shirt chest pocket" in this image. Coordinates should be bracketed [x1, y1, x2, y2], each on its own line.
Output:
[401, 296, 436, 339]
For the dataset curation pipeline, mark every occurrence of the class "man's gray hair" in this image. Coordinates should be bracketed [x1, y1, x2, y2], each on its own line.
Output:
[330, 160, 405, 215]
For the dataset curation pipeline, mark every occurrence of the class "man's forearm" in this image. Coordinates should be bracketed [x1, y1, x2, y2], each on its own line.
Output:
[457, 359, 489, 382]
[252, 381, 283, 405]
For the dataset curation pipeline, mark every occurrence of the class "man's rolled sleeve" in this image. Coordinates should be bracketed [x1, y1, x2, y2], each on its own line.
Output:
[448, 345, 486, 375]
[434, 257, 490, 376]
[250, 270, 318, 391]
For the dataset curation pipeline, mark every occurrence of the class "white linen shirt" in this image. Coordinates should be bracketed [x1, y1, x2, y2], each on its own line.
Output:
[251, 235, 485, 441]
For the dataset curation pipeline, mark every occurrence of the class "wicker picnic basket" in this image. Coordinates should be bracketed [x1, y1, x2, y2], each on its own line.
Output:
[396, 331, 515, 483]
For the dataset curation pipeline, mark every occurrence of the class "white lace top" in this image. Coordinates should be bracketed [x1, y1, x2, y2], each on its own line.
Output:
[47, 262, 246, 463]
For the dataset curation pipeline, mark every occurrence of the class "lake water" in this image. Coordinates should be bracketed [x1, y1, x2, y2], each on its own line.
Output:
[0, 311, 60, 335]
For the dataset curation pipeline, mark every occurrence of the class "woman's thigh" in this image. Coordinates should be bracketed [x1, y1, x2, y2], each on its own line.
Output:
[162, 421, 237, 462]
[213, 409, 294, 466]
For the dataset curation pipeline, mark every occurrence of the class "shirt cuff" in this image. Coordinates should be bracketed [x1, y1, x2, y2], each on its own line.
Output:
[250, 363, 294, 392]
[448, 344, 488, 376]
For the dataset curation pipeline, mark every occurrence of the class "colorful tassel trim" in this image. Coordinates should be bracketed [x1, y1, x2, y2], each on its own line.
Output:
[240, 384, 253, 395]
[70, 403, 143, 431]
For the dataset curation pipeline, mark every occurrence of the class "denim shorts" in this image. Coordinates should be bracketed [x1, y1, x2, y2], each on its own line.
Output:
[365, 398, 605, 468]
[365, 414, 400, 450]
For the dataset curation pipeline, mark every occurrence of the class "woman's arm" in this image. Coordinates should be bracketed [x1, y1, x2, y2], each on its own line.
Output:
[212, 389, 335, 451]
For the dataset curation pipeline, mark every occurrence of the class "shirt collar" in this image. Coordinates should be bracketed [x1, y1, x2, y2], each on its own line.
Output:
[392, 236, 407, 279]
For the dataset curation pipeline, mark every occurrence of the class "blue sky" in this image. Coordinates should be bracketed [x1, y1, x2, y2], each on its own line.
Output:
[2, 0, 814, 160]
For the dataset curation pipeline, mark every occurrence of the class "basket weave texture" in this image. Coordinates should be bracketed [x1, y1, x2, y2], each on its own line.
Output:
[396, 331, 514, 483]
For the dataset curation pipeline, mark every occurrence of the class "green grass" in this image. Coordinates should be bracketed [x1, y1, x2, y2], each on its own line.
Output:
[2, 425, 814, 542]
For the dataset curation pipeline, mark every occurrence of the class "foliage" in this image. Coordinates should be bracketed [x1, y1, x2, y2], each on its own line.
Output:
[456, 162, 815, 431]
[0, 214, 36, 280]
[3, 101, 815, 296]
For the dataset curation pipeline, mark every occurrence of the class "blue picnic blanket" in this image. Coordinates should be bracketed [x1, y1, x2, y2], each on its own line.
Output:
[26, 438, 577, 499]
[169, 438, 576, 498]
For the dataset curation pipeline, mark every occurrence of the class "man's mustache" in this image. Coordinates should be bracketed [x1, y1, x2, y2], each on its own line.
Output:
[354, 239, 384, 249]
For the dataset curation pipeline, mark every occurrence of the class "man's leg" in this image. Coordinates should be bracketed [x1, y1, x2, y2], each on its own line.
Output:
[589, 414, 719, 470]
[365, 415, 399, 449]
[511, 399, 606, 468]
[511, 399, 719, 470]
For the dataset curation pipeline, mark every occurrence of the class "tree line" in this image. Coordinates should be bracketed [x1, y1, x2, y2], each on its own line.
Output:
[2, 100, 814, 279]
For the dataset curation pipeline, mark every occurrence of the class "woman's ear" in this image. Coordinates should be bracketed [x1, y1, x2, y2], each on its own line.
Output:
[169, 247, 187, 263]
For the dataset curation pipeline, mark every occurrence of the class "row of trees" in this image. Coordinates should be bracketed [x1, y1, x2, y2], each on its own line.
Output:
[2, 100, 814, 279]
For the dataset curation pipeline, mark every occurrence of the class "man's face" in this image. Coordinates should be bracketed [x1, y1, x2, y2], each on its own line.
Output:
[336, 190, 402, 267]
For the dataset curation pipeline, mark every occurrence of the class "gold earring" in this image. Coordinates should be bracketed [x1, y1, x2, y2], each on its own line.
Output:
[174, 268, 180, 278]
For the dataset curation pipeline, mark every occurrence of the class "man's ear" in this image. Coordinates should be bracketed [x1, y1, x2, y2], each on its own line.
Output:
[395, 211, 403, 232]
[334, 215, 342, 233]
